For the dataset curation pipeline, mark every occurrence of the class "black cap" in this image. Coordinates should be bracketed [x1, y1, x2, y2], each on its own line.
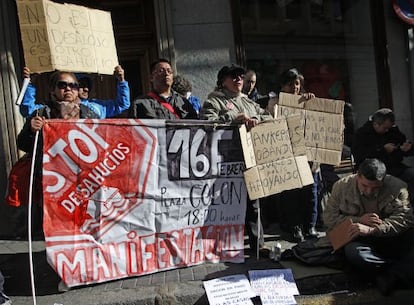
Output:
[217, 65, 245, 88]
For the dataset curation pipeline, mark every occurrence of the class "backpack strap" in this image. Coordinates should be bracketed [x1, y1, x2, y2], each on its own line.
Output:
[147, 91, 180, 119]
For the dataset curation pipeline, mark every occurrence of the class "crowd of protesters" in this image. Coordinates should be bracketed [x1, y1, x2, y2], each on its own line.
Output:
[3, 58, 414, 298]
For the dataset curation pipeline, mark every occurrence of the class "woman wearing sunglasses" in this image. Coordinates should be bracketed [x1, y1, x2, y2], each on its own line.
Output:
[11, 70, 103, 240]
[19, 65, 130, 119]
[18, 70, 101, 147]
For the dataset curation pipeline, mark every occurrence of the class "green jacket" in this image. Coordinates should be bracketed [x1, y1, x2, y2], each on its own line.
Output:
[200, 89, 272, 122]
[323, 174, 414, 237]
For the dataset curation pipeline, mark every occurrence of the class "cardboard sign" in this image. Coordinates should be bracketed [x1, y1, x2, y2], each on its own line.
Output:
[16, 0, 118, 74]
[327, 218, 355, 251]
[277, 92, 345, 165]
[42, 119, 247, 287]
[240, 117, 313, 200]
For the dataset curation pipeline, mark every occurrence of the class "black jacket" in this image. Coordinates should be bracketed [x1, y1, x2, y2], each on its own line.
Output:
[352, 120, 414, 176]
[129, 90, 198, 120]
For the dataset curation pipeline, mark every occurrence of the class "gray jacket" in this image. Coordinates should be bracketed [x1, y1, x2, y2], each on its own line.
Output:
[323, 174, 414, 237]
[200, 89, 272, 122]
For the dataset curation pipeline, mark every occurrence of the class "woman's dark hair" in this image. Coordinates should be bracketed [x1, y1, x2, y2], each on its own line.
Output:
[172, 75, 192, 96]
[358, 158, 387, 181]
[277, 68, 302, 93]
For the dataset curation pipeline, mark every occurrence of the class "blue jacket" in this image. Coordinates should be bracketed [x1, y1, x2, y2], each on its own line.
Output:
[20, 81, 130, 119]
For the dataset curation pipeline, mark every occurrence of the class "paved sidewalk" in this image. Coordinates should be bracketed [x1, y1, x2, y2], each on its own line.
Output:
[0, 228, 413, 305]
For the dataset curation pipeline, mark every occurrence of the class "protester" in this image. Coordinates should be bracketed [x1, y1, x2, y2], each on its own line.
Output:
[19, 65, 130, 119]
[266, 68, 314, 115]
[242, 69, 271, 109]
[200, 64, 272, 255]
[266, 68, 319, 242]
[352, 108, 414, 205]
[323, 158, 414, 295]
[172, 75, 201, 116]
[75, 73, 93, 100]
[242, 69, 261, 102]
[129, 59, 197, 119]
[12, 70, 101, 238]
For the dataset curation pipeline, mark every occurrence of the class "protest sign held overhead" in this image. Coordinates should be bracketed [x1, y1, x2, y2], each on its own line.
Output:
[276, 92, 345, 165]
[16, 0, 118, 74]
[240, 116, 314, 200]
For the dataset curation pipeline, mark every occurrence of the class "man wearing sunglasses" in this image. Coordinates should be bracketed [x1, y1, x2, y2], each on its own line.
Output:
[200, 65, 273, 257]
[20, 65, 130, 119]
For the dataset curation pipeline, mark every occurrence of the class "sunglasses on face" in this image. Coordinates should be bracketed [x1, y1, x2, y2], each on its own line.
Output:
[56, 81, 79, 90]
[229, 73, 245, 81]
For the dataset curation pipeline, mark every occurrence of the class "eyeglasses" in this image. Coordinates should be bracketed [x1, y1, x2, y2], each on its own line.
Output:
[153, 68, 174, 75]
[56, 81, 79, 90]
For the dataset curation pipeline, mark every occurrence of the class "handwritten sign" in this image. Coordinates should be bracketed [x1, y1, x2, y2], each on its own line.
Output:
[203, 274, 256, 305]
[240, 117, 313, 200]
[277, 92, 345, 165]
[16, 0, 118, 74]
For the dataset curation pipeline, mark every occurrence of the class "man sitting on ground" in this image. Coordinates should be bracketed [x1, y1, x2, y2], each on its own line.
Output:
[324, 158, 414, 295]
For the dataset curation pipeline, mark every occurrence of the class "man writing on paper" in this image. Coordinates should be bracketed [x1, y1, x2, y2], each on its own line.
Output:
[324, 158, 414, 296]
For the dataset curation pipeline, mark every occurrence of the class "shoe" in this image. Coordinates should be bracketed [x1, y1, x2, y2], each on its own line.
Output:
[305, 226, 319, 238]
[375, 273, 398, 296]
[292, 226, 305, 243]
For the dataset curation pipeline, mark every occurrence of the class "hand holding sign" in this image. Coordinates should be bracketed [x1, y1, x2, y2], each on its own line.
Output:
[114, 65, 125, 82]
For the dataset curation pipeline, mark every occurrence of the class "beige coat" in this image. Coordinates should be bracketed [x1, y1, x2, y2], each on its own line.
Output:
[200, 89, 272, 122]
[323, 174, 414, 237]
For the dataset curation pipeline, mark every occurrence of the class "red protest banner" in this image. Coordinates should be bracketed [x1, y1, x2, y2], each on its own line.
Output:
[42, 119, 247, 287]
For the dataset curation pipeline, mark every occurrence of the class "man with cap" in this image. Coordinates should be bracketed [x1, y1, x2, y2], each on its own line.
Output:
[200, 64, 272, 256]
[200, 65, 270, 126]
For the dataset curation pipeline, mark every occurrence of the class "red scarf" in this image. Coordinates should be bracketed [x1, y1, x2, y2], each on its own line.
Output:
[147, 92, 180, 119]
